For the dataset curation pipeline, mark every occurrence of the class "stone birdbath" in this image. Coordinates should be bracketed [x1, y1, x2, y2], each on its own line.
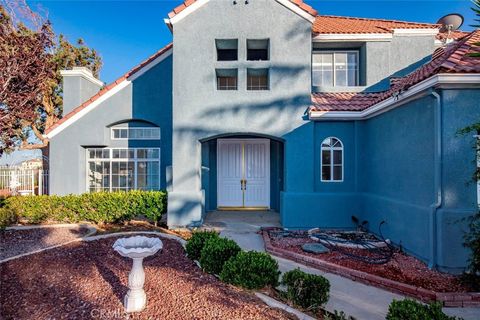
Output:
[113, 236, 163, 313]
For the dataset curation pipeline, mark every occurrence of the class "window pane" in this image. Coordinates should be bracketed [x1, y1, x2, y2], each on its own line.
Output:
[322, 54, 334, 87]
[333, 150, 342, 165]
[322, 166, 331, 181]
[247, 39, 269, 61]
[335, 53, 347, 87]
[322, 138, 332, 147]
[322, 150, 331, 165]
[247, 68, 269, 90]
[333, 165, 343, 181]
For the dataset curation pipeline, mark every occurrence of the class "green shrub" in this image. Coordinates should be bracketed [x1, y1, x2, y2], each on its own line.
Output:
[220, 251, 280, 289]
[0, 190, 167, 226]
[199, 237, 241, 275]
[282, 268, 330, 311]
[186, 230, 219, 260]
[386, 299, 460, 320]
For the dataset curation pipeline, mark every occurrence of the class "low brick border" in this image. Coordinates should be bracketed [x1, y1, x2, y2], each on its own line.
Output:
[262, 228, 480, 307]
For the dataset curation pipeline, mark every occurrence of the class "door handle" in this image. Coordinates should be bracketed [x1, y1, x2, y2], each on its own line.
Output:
[240, 179, 247, 190]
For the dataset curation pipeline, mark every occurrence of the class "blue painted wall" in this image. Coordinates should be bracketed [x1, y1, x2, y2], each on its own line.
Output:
[49, 54, 173, 194]
[280, 91, 479, 272]
[358, 95, 436, 263]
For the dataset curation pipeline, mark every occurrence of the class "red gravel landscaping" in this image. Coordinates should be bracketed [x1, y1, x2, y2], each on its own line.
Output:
[267, 230, 470, 293]
[0, 225, 91, 260]
[0, 236, 294, 320]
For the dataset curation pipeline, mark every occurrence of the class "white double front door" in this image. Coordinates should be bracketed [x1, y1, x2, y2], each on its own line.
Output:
[217, 139, 270, 208]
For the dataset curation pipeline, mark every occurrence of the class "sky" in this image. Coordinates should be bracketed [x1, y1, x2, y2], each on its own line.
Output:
[27, 0, 476, 84]
[1, 0, 477, 165]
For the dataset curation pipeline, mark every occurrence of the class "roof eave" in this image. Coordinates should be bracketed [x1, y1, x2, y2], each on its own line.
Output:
[310, 74, 480, 121]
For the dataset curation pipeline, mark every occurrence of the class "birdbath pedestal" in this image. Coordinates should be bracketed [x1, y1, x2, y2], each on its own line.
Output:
[113, 236, 163, 313]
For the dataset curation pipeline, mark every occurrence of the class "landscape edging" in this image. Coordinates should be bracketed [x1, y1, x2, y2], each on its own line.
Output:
[261, 229, 480, 308]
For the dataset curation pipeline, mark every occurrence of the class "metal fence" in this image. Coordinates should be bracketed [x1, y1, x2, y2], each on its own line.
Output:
[0, 167, 48, 196]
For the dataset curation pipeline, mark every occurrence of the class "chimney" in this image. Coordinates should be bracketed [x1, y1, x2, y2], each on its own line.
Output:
[60, 67, 104, 115]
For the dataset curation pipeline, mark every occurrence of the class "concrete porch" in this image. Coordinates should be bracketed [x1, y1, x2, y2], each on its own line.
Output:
[201, 210, 281, 251]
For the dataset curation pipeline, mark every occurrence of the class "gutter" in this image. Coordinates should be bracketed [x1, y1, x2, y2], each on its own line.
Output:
[429, 90, 442, 269]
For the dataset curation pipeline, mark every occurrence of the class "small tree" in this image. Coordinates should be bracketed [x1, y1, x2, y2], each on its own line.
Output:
[0, 1, 102, 155]
[0, 5, 54, 155]
[472, 0, 480, 28]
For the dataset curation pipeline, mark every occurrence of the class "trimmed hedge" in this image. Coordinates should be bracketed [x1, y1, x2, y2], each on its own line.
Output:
[220, 251, 280, 289]
[199, 237, 241, 275]
[282, 268, 330, 311]
[186, 230, 219, 261]
[0, 190, 167, 227]
[386, 299, 460, 320]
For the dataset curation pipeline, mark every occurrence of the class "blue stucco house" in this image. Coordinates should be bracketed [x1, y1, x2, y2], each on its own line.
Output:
[44, 0, 480, 273]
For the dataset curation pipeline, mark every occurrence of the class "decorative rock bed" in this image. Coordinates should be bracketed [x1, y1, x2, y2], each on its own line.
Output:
[263, 227, 480, 307]
[0, 224, 94, 261]
[0, 235, 295, 319]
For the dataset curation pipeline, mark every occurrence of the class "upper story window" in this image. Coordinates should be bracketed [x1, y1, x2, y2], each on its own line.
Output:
[216, 39, 238, 61]
[321, 137, 343, 182]
[111, 127, 160, 140]
[247, 68, 269, 90]
[247, 39, 269, 61]
[313, 51, 359, 87]
[216, 68, 238, 90]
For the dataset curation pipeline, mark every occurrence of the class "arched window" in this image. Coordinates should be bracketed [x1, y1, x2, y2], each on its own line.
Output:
[321, 137, 343, 182]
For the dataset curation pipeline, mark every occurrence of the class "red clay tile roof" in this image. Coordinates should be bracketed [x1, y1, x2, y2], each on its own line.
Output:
[45, 43, 173, 135]
[311, 92, 384, 111]
[313, 15, 438, 34]
[168, 0, 317, 19]
[311, 30, 480, 112]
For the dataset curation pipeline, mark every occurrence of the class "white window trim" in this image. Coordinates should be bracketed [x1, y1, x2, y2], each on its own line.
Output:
[312, 51, 360, 87]
[111, 127, 161, 140]
[86, 147, 161, 193]
[320, 137, 344, 183]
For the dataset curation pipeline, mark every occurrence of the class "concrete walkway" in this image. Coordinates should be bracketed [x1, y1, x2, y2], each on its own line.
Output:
[202, 211, 480, 320]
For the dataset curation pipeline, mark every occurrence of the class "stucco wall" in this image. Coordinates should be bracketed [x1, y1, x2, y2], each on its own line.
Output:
[62, 76, 102, 115]
[169, 0, 313, 226]
[281, 90, 479, 272]
[49, 55, 173, 194]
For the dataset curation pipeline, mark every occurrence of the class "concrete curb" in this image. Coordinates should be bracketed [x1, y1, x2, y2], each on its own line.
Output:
[255, 292, 316, 320]
[262, 229, 480, 308]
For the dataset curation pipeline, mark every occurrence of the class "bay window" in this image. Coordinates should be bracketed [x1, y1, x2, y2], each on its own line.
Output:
[87, 148, 160, 192]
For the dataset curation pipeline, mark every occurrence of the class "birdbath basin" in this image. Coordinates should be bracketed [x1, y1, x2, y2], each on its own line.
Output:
[113, 236, 163, 313]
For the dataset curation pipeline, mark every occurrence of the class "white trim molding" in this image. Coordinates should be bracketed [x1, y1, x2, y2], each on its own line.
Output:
[313, 33, 393, 42]
[393, 28, 439, 36]
[275, 0, 316, 23]
[45, 48, 172, 140]
[60, 68, 104, 87]
[310, 74, 480, 121]
[165, 0, 315, 26]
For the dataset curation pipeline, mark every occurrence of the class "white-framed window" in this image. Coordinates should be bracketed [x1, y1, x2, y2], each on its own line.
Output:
[86, 148, 160, 192]
[312, 51, 359, 87]
[321, 137, 343, 182]
[111, 127, 160, 140]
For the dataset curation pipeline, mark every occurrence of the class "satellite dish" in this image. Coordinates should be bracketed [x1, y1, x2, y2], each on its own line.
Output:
[436, 13, 464, 33]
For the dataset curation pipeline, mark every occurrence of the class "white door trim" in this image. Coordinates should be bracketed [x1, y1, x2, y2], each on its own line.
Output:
[217, 138, 270, 209]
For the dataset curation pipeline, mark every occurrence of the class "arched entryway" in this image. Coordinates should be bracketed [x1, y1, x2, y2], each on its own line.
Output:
[200, 133, 284, 212]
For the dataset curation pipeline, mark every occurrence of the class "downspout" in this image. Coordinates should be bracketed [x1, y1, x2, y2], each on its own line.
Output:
[429, 90, 442, 269]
